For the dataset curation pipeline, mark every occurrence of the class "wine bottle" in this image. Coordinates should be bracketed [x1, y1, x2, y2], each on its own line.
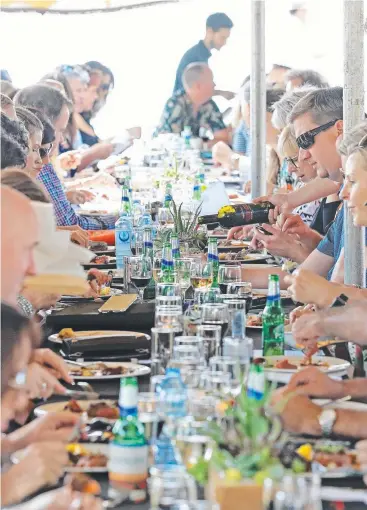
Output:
[198, 202, 275, 228]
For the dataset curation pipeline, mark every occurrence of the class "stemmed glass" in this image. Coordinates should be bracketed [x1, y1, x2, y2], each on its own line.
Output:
[174, 258, 192, 298]
[129, 255, 152, 302]
[218, 265, 241, 294]
[200, 303, 229, 343]
[228, 281, 253, 313]
[153, 257, 162, 283]
[130, 229, 143, 256]
[190, 261, 213, 290]
[157, 207, 173, 227]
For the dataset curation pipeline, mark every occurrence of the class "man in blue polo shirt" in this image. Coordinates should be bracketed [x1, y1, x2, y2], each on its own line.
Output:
[173, 12, 234, 100]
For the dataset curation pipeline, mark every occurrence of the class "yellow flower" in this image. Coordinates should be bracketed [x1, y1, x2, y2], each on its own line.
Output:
[218, 205, 235, 219]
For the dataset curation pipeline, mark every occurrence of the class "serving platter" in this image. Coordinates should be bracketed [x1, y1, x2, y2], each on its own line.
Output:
[48, 329, 150, 345]
[67, 361, 150, 380]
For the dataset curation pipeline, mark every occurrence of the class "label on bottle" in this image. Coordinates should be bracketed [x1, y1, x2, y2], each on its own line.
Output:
[109, 443, 148, 502]
[247, 369, 265, 400]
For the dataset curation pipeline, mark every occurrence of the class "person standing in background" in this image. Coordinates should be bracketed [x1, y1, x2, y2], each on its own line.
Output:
[173, 12, 235, 100]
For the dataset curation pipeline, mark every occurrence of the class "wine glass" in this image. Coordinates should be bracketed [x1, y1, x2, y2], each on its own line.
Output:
[153, 257, 162, 283]
[218, 265, 241, 294]
[227, 281, 253, 313]
[174, 258, 192, 297]
[190, 261, 213, 290]
[129, 255, 152, 302]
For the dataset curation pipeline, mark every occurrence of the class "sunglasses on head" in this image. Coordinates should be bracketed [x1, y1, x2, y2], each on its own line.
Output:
[39, 143, 53, 158]
[296, 119, 339, 150]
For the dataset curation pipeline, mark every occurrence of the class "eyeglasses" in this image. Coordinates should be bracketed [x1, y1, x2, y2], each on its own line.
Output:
[296, 120, 339, 150]
[285, 156, 299, 168]
[39, 144, 53, 158]
[358, 133, 367, 148]
[100, 83, 111, 92]
[8, 370, 28, 390]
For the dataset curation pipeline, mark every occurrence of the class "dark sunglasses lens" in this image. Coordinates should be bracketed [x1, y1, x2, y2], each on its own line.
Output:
[298, 133, 313, 150]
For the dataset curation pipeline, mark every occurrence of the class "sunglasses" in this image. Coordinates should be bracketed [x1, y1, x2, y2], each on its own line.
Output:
[39, 144, 53, 158]
[285, 156, 299, 168]
[296, 119, 339, 150]
[100, 83, 111, 92]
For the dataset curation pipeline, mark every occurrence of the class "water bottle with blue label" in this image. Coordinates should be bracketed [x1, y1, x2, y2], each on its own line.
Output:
[115, 212, 133, 271]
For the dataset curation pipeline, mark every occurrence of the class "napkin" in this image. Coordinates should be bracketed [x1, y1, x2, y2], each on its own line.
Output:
[200, 181, 230, 215]
[320, 486, 367, 503]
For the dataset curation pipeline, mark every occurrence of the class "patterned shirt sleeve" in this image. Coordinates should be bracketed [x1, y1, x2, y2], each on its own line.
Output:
[199, 99, 226, 133]
[155, 96, 184, 135]
[37, 164, 116, 230]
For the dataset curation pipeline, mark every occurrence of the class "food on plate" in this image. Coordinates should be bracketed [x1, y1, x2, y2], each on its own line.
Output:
[211, 228, 228, 236]
[65, 473, 101, 494]
[247, 314, 289, 327]
[79, 419, 114, 444]
[68, 362, 130, 378]
[219, 249, 252, 261]
[86, 268, 112, 298]
[89, 241, 108, 252]
[88, 230, 115, 246]
[252, 356, 329, 369]
[67, 444, 108, 469]
[58, 328, 76, 340]
[274, 359, 297, 370]
[64, 400, 119, 420]
[90, 255, 110, 265]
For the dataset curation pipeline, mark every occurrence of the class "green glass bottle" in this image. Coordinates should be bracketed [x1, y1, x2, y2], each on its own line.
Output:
[192, 176, 202, 201]
[164, 182, 173, 208]
[207, 237, 219, 288]
[171, 233, 180, 260]
[109, 377, 148, 503]
[120, 185, 132, 216]
[262, 274, 285, 356]
[161, 242, 175, 283]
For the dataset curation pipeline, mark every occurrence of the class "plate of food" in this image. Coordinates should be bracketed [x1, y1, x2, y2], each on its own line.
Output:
[218, 240, 251, 251]
[246, 314, 290, 329]
[78, 210, 111, 217]
[35, 399, 119, 422]
[67, 361, 150, 380]
[253, 355, 350, 383]
[83, 255, 116, 270]
[61, 287, 122, 301]
[219, 251, 270, 264]
[48, 328, 150, 345]
[280, 440, 365, 479]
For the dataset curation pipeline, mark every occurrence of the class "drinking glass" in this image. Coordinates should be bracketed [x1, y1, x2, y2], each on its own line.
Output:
[197, 324, 221, 363]
[200, 303, 229, 342]
[228, 281, 253, 313]
[174, 259, 192, 296]
[155, 306, 183, 332]
[150, 374, 165, 393]
[129, 255, 152, 302]
[151, 327, 175, 371]
[148, 470, 197, 509]
[153, 257, 162, 283]
[157, 206, 173, 227]
[218, 265, 241, 294]
[190, 261, 213, 290]
[200, 371, 231, 396]
[156, 282, 181, 297]
[194, 288, 221, 306]
[156, 295, 182, 308]
[130, 229, 143, 256]
[174, 336, 204, 359]
[209, 356, 240, 380]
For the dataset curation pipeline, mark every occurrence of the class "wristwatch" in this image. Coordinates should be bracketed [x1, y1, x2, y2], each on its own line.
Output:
[318, 408, 337, 437]
[331, 293, 349, 308]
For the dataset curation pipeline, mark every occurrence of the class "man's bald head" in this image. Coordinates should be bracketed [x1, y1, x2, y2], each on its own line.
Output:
[182, 63, 215, 106]
[1, 184, 38, 305]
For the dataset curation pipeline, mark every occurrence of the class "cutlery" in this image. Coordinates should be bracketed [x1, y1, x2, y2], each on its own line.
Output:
[64, 389, 100, 400]
[319, 395, 352, 407]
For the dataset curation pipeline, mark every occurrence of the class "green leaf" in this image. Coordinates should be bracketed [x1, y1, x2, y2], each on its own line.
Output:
[177, 202, 184, 233]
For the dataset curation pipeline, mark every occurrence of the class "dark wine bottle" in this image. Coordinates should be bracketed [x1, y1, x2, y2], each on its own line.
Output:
[198, 202, 275, 228]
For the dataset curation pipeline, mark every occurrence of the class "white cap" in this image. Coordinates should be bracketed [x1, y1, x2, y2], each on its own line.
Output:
[23, 202, 93, 295]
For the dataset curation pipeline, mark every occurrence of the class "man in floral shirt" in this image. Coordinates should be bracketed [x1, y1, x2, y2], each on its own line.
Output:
[155, 63, 230, 144]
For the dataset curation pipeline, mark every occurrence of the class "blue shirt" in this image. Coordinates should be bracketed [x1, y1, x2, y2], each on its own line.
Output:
[173, 40, 211, 93]
[233, 121, 249, 155]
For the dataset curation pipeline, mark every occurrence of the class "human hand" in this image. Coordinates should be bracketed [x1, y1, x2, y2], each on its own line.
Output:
[284, 366, 345, 399]
[291, 310, 327, 348]
[276, 394, 321, 435]
[356, 440, 367, 485]
[27, 362, 67, 399]
[58, 151, 82, 171]
[227, 225, 254, 240]
[45, 486, 103, 510]
[285, 269, 337, 308]
[127, 126, 142, 140]
[289, 303, 315, 324]
[71, 229, 89, 248]
[249, 223, 303, 260]
[21, 288, 60, 311]
[32, 348, 72, 384]
[282, 215, 323, 250]
[66, 190, 89, 205]
[2, 442, 68, 506]
[212, 141, 234, 168]
[9, 412, 80, 451]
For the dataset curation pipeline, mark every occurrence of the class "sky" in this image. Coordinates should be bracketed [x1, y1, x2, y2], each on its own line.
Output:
[1, 0, 365, 137]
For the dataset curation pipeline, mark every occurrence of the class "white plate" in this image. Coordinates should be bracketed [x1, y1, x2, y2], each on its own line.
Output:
[313, 399, 367, 411]
[48, 329, 150, 345]
[246, 314, 263, 329]
[61, 288, 122, 301]
[264, 355, 350, 384]
[67, 361, 150, 380]
[253, 289, 291, 299]
[78, 210, 113, 217]
[34, 399, 117, 421]
[12, 443, 109, 473]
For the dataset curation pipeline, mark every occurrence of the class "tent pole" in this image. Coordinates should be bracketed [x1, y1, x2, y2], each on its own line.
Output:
[343, 0, 365, 287]
[250, 0, 266, 199]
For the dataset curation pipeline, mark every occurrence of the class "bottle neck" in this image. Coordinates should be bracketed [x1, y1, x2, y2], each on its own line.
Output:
[118, 383, 138, 416]
[266, 280, 281, 306]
